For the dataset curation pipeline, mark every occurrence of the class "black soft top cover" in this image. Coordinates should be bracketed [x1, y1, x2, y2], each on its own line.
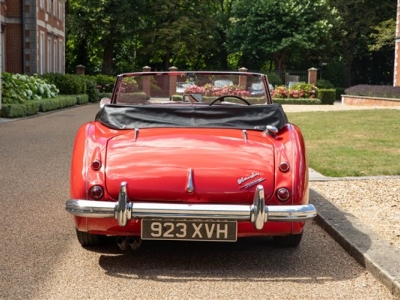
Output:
[95, 103, 288, 130]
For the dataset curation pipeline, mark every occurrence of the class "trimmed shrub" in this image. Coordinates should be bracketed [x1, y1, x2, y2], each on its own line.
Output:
[41, 73, 86, 95]
[345, 85, 400, 99]
[316, 79, 334, 89]
[33, 95, 78, 112]
[317, 89, 336, 105]
[272, 98, 321, 105]
[1, 102, 39, 118]
[94, 74, 115, 93]
[98, 92, 112, 100]
[75, 94, 89, 105]
[81, 77, 99, 102]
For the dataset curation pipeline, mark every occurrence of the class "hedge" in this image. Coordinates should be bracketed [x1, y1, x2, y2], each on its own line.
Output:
[317, 89, 336, 105]
[272, 98, 321, 105]
[1, 94, 87, 118]
[1, 102, 39, 118]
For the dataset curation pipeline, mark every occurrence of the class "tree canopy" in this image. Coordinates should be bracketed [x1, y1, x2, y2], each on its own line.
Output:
[66, 0, 397, 86]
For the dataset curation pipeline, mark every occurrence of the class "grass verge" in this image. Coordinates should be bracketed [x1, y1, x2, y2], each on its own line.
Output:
[286, 109, 400, 177]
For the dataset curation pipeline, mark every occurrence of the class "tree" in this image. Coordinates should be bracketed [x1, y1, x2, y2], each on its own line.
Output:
[327, 0, 396, 86]
[226, 0, 335, 73]
[66, 0, 146, 75]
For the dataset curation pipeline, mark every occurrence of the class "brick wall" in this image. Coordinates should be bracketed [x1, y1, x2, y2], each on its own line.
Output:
[6, 24, 23, 73]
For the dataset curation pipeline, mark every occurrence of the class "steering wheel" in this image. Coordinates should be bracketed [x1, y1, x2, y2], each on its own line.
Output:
[209, 95, 251, 106]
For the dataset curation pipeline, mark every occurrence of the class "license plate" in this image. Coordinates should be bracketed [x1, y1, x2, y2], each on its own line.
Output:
[141, 219, 237, 242]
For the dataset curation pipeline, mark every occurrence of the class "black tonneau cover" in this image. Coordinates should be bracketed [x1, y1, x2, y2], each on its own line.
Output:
[95, 104, 288, 130]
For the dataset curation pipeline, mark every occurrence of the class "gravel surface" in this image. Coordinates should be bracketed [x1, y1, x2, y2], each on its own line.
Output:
[310, 179, 400, 251]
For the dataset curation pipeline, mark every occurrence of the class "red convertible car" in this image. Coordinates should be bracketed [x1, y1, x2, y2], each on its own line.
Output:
[65, 71, 316, 250]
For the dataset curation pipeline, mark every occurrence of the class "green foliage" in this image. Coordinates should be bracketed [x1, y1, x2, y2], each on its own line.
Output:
[317, 89, 336, 105]
[369, 19, 396, 51]
[2, 72, 59, 104]
[273, 83, 317, 99]
[41, 73, 86, 95]
[75, 94, 89, 104]
[82, 77, 99, 102]
[273, 98, 321, 105]
[1, 102, 39, 118]
[316, 79, 334, 89]
[266, 73, 283, 87]
[92, 74, 115, 93]
[33, 95, 78, 112]
[227, 0, 335, 72]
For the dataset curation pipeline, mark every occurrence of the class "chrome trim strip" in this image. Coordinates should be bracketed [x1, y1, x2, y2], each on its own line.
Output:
[186, 168, 194, 193]
[242, 130, 247, 142]
[66, 183, 316, 229]
[133, 128, 139, 141]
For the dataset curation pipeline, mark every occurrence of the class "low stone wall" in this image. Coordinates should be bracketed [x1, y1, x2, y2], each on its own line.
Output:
[342, 95, 400, 107]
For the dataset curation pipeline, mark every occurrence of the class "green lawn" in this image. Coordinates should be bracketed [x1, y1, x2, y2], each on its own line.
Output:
[286, 109, 400, 177]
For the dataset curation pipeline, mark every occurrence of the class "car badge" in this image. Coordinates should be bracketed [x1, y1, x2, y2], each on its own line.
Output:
[239, 178, 266, 189]
[238, 172, 260, 185]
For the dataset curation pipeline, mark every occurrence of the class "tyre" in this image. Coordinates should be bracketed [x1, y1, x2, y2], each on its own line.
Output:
[273, 232, 303, 247]
[76, 229, 103, 247]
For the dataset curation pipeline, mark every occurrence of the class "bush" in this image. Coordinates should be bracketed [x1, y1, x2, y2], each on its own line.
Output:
[2, 72, 59, 104]
[317, 89, 336, 105]
[82, 77, 99, 102]
[41, 73, 86, 95]
[1, 102, 39, 118]
[266, 72, 283, 87]
[345, 85, 400, 99]
[335, 87, 345, 100]
[94, 74, 115, 93]
[272, 98, 321, 105]
[272, 83, 317, 99]
[75, 94, 89, 105]
[316, 79, 334, 89]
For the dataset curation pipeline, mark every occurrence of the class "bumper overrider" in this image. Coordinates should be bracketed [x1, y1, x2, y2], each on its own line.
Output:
[65, 182, 316, 230]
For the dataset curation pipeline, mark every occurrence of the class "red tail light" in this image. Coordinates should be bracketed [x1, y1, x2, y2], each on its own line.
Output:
[90, 185, 104, 199]
[276, 188, 290, 202]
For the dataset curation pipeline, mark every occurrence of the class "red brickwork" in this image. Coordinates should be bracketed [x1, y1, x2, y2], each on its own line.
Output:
[342, 95, 400, 107]
[6, 0, 21, 17]
[6, 24, 23, 73]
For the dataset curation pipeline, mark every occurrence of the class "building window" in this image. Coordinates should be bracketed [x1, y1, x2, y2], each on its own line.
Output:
[40, 32, 45, 74]
[1, 27, 5, 71]
[59, 2, 63, 21]
[40, 0, 44, 9]
[47, 37, 51, 73]
[53, 0, 57, 17]
[59, 40, 63, 73]
[54, 40, 57, 73]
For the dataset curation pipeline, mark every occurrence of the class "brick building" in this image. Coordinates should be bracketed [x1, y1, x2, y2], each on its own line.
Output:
[0, 0, 66, 75]
[0, 0, 66, 114]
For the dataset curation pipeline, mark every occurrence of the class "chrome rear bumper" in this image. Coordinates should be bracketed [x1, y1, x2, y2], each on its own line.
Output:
[66, 182, 316, 230]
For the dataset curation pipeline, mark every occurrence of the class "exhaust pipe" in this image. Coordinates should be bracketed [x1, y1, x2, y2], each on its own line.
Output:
[116, 237, 127, 251]
[127, 237, 142, 250]
[116, 237, 142, 251]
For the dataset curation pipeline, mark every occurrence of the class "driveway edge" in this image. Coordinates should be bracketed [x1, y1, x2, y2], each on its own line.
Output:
[310, 189, 400, 298]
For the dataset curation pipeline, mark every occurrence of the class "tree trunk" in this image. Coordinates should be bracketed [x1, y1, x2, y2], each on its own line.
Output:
[102, 41, 114, 75]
